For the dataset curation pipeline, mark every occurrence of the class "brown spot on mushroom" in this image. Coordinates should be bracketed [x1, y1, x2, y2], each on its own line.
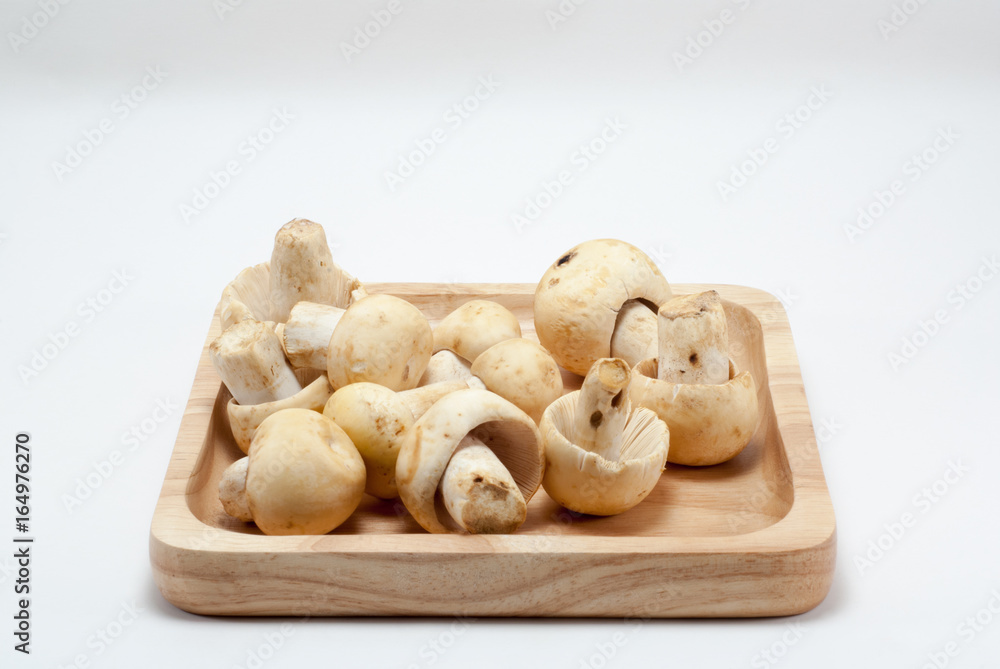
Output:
[590, 411, 604, 428]
[611, 390, 624, 409]
[557, 251, 576, 267]
[689, 352, 699, 365]
[548, 277, 560, 287]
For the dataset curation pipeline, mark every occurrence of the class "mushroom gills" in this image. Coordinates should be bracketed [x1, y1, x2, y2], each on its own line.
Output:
[440, 435, 527, 534]
[209, 319, 302, 406]
[657, 290, 729, 385]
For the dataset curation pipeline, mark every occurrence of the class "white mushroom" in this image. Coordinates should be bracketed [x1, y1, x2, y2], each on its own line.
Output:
[396, 389, 543, 534]
[209, 320, 302, 406]
[540, 359, 669, 516]
[470, 339, 563, 424]
[656, 290, 729, 385]
[279, 301, 345, 370]
[534, 240, 673, 375]
[226, 374, 333, 454]
[419, 300, 522, 387]
[218, 457, 253, 522]
[269, 219, 362, 322]
[326, 294, 433, 391]
[418, 350, 475, 386]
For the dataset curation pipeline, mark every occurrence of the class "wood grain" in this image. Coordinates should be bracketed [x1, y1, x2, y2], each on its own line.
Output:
[149, 283, 836, 617]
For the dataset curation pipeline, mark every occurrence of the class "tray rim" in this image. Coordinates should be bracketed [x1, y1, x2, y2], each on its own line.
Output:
[149, 282, 836, 616]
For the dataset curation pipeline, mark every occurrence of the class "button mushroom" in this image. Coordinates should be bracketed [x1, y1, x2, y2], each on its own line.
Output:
[396, 389, 543, 534]
[321, 380, 476, 499]
[470, 339, 563, 423]
[630, 291, 759, 466]
[245, 408, 366, 535]
[326, 294, 434, 391]
[418, 299, 522, 386]
[227, 375, 333, 454]
[540, 358, 669, 516]
[533, 239, 673, 376]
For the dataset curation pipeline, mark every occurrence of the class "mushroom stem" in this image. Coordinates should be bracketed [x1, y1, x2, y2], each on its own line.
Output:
[397, 380, 475, 420]
[440, 435, 527, 534]
[418, 350, 474, 387]
[574, 358, 632, 461]
[209, 320, 302, 406]
[269, 219, 338, 322]
[610, 300, 658, 367]
[219, 457, 253, 522]
[657, 290, 729, 385]
[281, 301, 345, 370]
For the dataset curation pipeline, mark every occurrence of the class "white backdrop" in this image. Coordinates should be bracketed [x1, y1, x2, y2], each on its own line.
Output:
[1, 1, 998, 667]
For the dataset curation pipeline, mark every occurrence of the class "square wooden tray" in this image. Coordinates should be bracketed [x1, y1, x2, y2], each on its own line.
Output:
[150, 283, 835, 617]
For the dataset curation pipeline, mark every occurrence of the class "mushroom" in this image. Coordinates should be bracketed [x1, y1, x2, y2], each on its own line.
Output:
[245, 408, 366, 535]
[227, 375, 333, 454]
[322, 380, 477, 499]
[540, 358, 669, 516]
[533, 239, 673, 376]
[470, 339, 563, 423]
[219, 457, 253, 522]
[396, 389, 543, 534]
[218, 219, 364, 329]
[629, 291, 759, 466]
[209, 319, 302, 406]
[269, 219, 363, 322]
[276, 301, 345, 370]
[418, 300, 521, 386]
[326, 294, 434, 391]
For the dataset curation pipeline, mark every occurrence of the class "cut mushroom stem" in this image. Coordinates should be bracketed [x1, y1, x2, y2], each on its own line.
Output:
[440, 435, 527, 534]
[281, 301, 345, 370]
[657, 290, 729, 385]
[610, 300, 658, 368]
[574, 358, 632, 461]
[209, 320, 302, 406]
[269, 219, 338, 322]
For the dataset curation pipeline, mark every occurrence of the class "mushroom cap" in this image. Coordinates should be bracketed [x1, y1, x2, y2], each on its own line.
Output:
[227, 375, 334, 454]
[395, 389, 543, 533]
[534, 239, 673, 376]
[323, 382, 414, 500]
[433, 300, 522, 362]
[540, 393, 668, 516]
[630, 359, 759, 466]
[326, 294, 433, 391]
[246, 408, 365, 535]
[219, 457, 253, 522]
[470, 339, 564, 423]
[220, 262, 272, 330]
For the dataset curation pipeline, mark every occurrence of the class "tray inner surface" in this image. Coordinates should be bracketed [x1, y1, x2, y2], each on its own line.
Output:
[185, 288, 793, 539]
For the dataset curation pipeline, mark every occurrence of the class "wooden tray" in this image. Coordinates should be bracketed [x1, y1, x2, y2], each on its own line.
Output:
[150, 283, 835, 617]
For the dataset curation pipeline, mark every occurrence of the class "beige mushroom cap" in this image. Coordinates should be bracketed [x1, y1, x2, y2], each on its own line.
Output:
[630, 358, 759, 466]
[246, 408, 365, 535]
[326, 294, 433, 391]
[470, 339, 563, 423]
[227, 375, 333, 454]
[433, 300, 522, 362]
[534, 239, 673, 376]
[540, 393, 668, 516]
[323, 383, 414, 500]
[395, 389, 543, 533]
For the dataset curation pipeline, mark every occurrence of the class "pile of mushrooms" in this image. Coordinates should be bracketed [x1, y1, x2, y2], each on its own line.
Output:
[210, 224, 760, 537]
